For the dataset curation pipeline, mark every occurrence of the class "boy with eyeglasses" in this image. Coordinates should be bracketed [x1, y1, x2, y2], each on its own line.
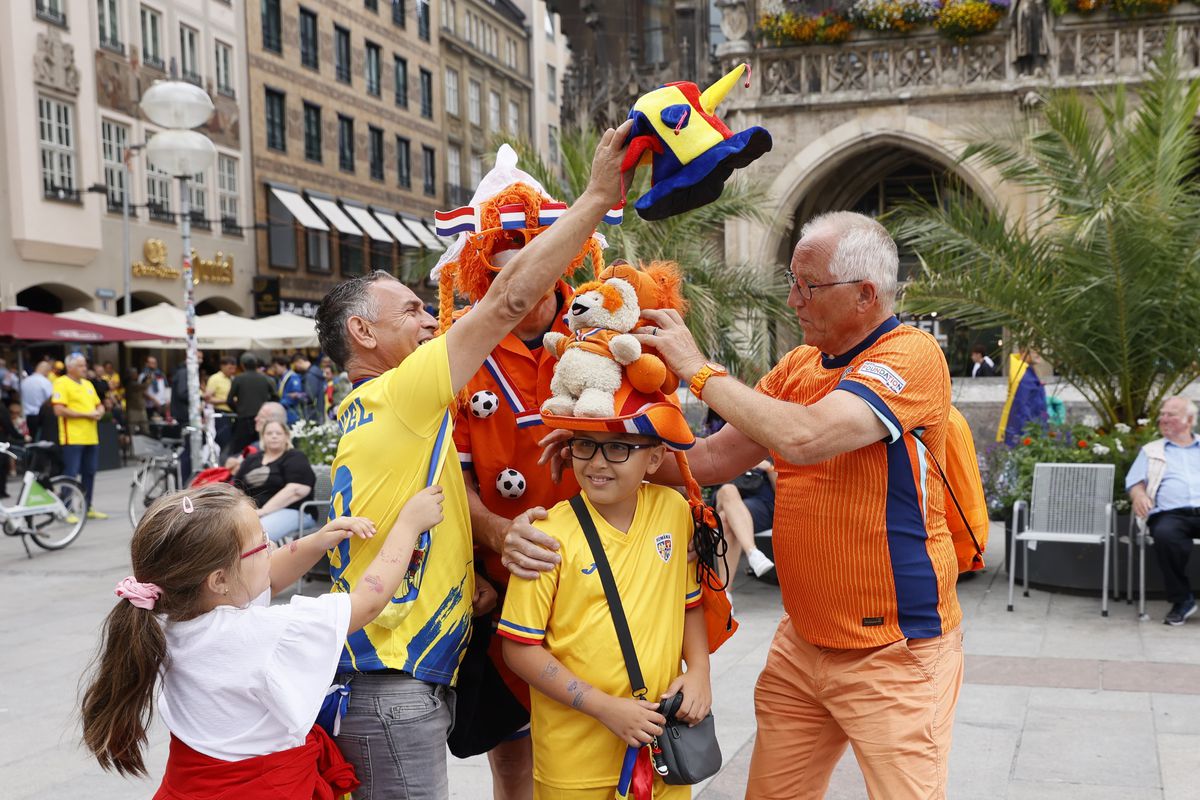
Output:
[499, 428, 711, 800]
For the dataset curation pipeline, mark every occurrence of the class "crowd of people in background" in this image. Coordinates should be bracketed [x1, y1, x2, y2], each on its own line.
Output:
[0, 346, 351, 505]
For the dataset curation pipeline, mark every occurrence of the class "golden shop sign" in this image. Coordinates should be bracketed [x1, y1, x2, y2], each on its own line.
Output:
[132, 239, 234, 284]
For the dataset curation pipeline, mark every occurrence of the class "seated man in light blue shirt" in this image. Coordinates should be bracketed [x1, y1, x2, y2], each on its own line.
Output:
[1127, 395, 1200, 626]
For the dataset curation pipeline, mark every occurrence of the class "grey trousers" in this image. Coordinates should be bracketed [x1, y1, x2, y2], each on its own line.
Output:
[334, 672, 457, 800]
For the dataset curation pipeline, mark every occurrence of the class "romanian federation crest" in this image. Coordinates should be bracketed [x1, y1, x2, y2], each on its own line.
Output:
[655, 533, 673, 563]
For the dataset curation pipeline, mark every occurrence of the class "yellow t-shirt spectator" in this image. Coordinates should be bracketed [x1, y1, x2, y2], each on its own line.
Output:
[52, 375, 101, 446]
[327, 334, 475, 684]
[499, 485, 701, 790]
[205, 371, 232, 412]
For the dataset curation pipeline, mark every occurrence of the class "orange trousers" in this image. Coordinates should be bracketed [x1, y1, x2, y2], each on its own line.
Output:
[746, 616, 964, 800]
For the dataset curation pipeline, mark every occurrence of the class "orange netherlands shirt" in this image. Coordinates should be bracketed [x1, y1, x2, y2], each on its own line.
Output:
[756, 317, 961, 649]
[453, 283, 581, 585]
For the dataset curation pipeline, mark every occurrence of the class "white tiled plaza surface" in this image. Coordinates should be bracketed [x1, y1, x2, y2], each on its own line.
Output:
[3, 465, 1200, 798]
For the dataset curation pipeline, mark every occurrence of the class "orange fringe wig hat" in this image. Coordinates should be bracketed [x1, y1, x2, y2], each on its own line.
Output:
[432, 144, 616, 334]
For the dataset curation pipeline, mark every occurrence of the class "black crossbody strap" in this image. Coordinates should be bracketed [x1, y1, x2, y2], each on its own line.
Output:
[569, 494, 647, 699]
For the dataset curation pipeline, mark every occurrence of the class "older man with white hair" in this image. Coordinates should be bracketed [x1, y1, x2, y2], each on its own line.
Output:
[52, 353, 107, 519]
[629, 211, 962, 799]
[1127, 395, 1200, 626]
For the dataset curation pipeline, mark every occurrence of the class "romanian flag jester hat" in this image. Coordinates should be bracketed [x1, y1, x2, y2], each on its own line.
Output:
[621, 63, 771, 221]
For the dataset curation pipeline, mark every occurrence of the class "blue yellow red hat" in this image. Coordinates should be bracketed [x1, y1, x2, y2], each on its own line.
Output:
[621, 63, 771, 221]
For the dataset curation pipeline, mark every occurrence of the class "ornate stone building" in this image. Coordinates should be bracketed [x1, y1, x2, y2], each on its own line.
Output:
[551, 1, 1200, 372]
[0, 0, 255, 315]
[246, 0, 447, 315]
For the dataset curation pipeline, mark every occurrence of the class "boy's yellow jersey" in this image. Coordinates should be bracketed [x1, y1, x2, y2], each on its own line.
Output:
[327, 335, 474, 684]
[499, 484, 702, 789]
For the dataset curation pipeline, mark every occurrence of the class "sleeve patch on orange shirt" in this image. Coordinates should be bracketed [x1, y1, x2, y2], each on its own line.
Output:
[857, 361, 906, 394]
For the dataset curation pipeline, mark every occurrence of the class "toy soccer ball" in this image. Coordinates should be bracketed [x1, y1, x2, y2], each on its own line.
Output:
[496, 468, 526, 499]
[470, 390, 499, 418]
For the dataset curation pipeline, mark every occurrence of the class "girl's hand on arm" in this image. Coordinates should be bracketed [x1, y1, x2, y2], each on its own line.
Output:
[396, 485, 445, 533]
[318, 515, 376, 548]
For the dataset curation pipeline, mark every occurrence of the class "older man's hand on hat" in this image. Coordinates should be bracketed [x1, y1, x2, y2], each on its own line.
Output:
[583, 118, 636, 210]
[501, 507, 561, 579]
[634, 308, 709, 384]
[537, 428, 574, 484]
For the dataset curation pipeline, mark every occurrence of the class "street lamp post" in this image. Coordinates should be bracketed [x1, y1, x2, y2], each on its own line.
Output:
[140, 81, 216, 473]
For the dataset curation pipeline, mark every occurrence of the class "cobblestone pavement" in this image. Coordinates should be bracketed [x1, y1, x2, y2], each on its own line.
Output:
[3, 465, 1199, 799]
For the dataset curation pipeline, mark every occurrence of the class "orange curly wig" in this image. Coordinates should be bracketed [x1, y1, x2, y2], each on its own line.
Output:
[437, 182, 605, 333]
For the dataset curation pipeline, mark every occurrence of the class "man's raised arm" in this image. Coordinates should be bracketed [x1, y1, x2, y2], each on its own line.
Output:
[445, 120, 633, 394]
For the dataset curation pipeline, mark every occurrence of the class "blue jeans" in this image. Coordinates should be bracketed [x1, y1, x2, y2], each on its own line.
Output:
[260, 507, 320, 543]
[334, 672, 456, 800]
[59, 444, 98, 505]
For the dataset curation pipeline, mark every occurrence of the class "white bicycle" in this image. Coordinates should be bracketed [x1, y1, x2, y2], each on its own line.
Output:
[0, 442, 87, 557]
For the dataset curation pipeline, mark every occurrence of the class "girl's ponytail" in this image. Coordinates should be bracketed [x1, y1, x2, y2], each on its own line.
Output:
[81, 597, 167, 776]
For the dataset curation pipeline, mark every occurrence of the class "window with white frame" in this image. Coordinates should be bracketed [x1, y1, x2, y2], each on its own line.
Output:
[101, 119, 129, 209]
[545, 11, 555, 39]
[547, 64, 557, 102]
[444, 67, 459, 117]
[365, 41, 381, 96]
[38, 95, 75, 198]
[145, 136, 172, 218]
[488, 90, 500, 131]
[98, 0, 122, 50]
[447, 144, 461, 187]
[141, 6, 163, 68]
[507, 99, 519, 136]
[505, 39, 517, 70]
[549, 124, 559, 165]
[215, 41, 234, 96]
[218, 154, 239, 229]
[469, 153, 482, 188]
[468, 80, 480, 126]
[37, 0, 66, 24]
[190, 170, 209, 228]
[180, 25, 200, 84]
[441, 0, 456, 33]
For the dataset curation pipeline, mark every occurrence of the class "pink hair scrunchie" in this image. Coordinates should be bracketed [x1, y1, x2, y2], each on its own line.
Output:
[115, 577, 163, 610]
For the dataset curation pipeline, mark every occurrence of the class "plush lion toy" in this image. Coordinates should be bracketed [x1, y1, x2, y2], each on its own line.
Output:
[542, 261, 686, 417]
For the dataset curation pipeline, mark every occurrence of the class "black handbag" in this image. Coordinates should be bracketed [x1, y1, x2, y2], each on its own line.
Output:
[569, 495, 722, 786]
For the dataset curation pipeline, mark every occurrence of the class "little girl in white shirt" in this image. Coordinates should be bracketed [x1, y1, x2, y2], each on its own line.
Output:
[81, 480, 443, 797]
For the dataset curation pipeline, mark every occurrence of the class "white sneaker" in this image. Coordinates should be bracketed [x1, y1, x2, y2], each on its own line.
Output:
[747, 548, 776, 581]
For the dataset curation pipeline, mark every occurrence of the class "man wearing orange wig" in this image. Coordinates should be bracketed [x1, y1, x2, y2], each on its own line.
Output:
[432, 144, 616, 800]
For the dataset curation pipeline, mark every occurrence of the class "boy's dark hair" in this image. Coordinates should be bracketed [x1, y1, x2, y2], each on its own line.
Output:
[219, 355, 237, 367]
[315, 270, 399, 369]
[970, 344, 987, 356]
[239, 352, 257, 370]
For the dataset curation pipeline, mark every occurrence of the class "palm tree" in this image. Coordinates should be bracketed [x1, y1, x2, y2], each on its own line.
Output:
[891, 38, 1200, 427]
[499, 127, 798, 380]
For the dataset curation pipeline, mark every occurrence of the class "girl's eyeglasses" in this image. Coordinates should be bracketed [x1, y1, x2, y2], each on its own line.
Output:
[240, 530, 273, 559]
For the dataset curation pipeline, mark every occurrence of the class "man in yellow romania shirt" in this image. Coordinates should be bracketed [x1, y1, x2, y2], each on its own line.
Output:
[313, 121, 634, 800]
[51, 353, 107, 519]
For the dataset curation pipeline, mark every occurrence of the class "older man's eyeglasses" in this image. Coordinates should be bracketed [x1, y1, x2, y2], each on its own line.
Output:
[782, 268, 863, 301]
[567, 438, 656, 464]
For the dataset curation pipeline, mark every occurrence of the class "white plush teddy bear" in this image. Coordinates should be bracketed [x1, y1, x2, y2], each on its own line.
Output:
[541, 277, 644, 418]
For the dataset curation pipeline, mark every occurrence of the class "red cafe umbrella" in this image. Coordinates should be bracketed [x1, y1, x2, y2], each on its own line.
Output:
[0, 309, 167, 343]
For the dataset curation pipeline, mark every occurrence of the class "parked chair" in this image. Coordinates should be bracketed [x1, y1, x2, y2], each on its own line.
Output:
[294, 463, 333, 596]
[1127, 515, 1200, 621]
[1008, 463, 1116, 616]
